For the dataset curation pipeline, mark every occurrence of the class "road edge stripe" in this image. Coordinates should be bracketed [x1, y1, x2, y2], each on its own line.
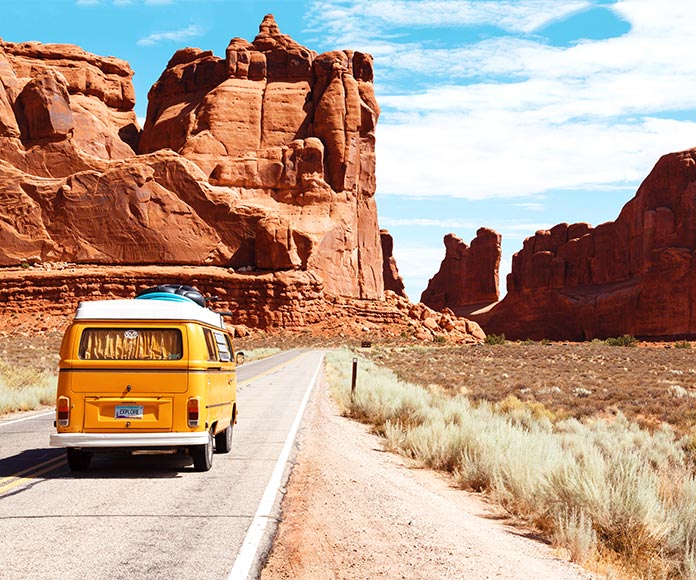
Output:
[227, 351, 324, 580]
[0, 410, 54, 429]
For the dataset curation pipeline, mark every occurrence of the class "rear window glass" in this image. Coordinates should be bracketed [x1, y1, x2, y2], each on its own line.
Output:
[78, 328, 183, 360]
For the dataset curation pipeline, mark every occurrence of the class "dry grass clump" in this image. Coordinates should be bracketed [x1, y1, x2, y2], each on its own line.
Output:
[0, 360, 56, 414]
[326, 350, 696, 579]
[0, 331, 62, 412]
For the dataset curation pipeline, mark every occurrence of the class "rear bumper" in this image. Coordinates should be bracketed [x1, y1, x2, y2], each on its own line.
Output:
[50, 432, 208, 448]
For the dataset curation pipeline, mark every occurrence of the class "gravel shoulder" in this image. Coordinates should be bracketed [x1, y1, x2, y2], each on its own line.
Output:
[260, 372, 599, 580]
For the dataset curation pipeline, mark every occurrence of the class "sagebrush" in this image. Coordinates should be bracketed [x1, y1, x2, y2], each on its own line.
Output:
[326, 349, 696, 579]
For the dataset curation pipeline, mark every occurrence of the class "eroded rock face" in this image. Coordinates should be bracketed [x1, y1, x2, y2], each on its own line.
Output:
[421, 228, 501, 315]
[0, 265, 485, 344]
[0, 15, 384, 302]
[139, 14, 382, 298]
[480, 149, 696, 340]
[0, 39, 138, 176]
[380, 229, 406, 298]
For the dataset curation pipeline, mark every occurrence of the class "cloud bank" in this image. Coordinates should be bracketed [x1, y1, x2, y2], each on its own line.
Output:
[309, 0, 696, 200]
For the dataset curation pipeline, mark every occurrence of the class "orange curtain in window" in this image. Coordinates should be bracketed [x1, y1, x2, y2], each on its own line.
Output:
[79, 329, 183, 360]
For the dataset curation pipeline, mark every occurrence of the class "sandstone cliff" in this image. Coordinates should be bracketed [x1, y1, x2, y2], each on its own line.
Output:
[481, 148, 696, 340]
[421, 228, 501, 315]
[0, 15, 383, 300]
[138, 14, 382, 298]
[0, 18, 485, 344]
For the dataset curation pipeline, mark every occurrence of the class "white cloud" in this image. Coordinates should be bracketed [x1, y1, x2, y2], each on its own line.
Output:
[308, 0, 591, 45]
[76, 0, 101, 5]
[310, 0, 696, 200]
[137, 24, 204, 46]
[376, 112, 696, 199]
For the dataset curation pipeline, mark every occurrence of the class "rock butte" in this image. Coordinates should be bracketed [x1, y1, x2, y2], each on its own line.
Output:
[421, 228, 501, 316]
[0, 16, 484, 343]
[475, 148, 696, 340]
[380, 229, 406, 299]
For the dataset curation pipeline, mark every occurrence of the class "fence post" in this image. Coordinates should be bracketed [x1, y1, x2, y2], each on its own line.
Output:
[350, 357, 358, 402]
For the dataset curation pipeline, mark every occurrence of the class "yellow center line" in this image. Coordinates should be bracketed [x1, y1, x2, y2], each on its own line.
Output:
[0, 455, 66, 495]
[237, 351, 307, 388]
[0, 455, 67, 486]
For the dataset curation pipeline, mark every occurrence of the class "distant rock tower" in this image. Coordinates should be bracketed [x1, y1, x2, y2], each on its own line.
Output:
[380, 229, 407, 298]
[421, 228, 501, 315]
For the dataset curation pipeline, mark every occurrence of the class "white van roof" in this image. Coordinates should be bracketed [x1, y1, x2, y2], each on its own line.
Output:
[74, 299, 225, 329]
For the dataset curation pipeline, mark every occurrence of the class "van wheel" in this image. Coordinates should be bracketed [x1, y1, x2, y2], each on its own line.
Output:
[192, 430, 214, 472]
[215, 422, 233, 454]
[66, 448, 92, 472]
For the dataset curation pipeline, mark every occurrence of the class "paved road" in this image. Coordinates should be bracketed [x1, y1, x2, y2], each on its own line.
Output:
[0, 349, 324, 580]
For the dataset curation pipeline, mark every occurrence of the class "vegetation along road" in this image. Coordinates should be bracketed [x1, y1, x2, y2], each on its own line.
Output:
[0, 349, 324, 580]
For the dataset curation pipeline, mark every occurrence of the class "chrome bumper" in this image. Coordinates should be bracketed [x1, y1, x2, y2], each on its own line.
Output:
[50, 432, 209, 448]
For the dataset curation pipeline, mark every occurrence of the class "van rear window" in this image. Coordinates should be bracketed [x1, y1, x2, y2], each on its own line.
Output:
[78, 328, 183, 360]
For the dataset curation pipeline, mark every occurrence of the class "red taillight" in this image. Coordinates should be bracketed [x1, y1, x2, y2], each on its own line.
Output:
[57, 396, 70, 427]
[187, 397, 200, 427]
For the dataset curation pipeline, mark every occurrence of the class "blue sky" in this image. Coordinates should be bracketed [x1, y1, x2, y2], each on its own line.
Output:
[3, 0, 696, 300]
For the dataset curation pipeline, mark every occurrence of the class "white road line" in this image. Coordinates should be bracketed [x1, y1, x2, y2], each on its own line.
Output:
[227, 352, 324, 580]
[0, 410, 54, 428]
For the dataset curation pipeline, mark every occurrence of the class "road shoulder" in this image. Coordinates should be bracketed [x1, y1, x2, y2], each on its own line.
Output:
[260, 372, 598, 580]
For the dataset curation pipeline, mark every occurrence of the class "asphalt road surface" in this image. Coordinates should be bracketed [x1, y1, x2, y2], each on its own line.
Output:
[0, 349, 324, 580]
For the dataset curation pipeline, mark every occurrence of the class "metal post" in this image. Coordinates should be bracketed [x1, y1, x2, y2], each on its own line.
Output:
[350, 357, 358, 401]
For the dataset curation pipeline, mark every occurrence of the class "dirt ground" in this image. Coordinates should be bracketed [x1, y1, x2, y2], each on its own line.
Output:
[364, 342, 696, 434]
[260, 372, 599, 580]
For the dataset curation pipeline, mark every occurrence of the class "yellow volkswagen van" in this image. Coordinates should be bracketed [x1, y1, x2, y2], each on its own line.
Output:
[50, 285, 239, 472]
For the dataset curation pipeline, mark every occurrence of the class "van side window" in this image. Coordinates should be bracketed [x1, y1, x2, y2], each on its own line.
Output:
[213, 331, 231, 362]
[203, 328, 218, 361]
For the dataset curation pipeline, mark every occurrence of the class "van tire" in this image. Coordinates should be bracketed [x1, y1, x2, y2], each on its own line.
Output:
[215, 422, 233, 454]
[66, 448, 92, 472]
[192, 430, 214, 471]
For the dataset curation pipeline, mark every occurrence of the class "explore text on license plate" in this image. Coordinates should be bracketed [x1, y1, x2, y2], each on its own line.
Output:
[115, 405, 144, 419]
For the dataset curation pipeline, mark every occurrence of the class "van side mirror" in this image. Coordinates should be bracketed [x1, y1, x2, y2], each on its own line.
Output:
[235, 352, 245, 365]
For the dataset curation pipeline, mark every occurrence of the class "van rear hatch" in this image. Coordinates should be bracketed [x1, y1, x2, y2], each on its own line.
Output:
[69, 326, 189, 395]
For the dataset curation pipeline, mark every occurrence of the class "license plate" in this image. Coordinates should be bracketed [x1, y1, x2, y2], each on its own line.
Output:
[115, 405, 144, 419]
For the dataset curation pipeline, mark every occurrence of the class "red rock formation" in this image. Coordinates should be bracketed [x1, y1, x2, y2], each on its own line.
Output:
[0, 18, 485, 344]
[421, 228, 501, 315]
[480, 148, 696, 340]
[0, 16, 384, 302]
[380, 229, 406, 298]
[0, 265, 484, 344]
[139, 14, 382, 298]
[0, 39, 138, 176]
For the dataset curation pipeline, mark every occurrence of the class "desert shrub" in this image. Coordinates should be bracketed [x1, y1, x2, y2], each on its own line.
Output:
[325, 349, 696, 579]
[326, 350, 431, 433]
[494, 395, 556, 428]
[484, 333, 506, 345]
[675, 341, 692, 349]
[604, 335, 637, 347]
[552, 509, 597, 564]
[0, 361, 56, 414]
